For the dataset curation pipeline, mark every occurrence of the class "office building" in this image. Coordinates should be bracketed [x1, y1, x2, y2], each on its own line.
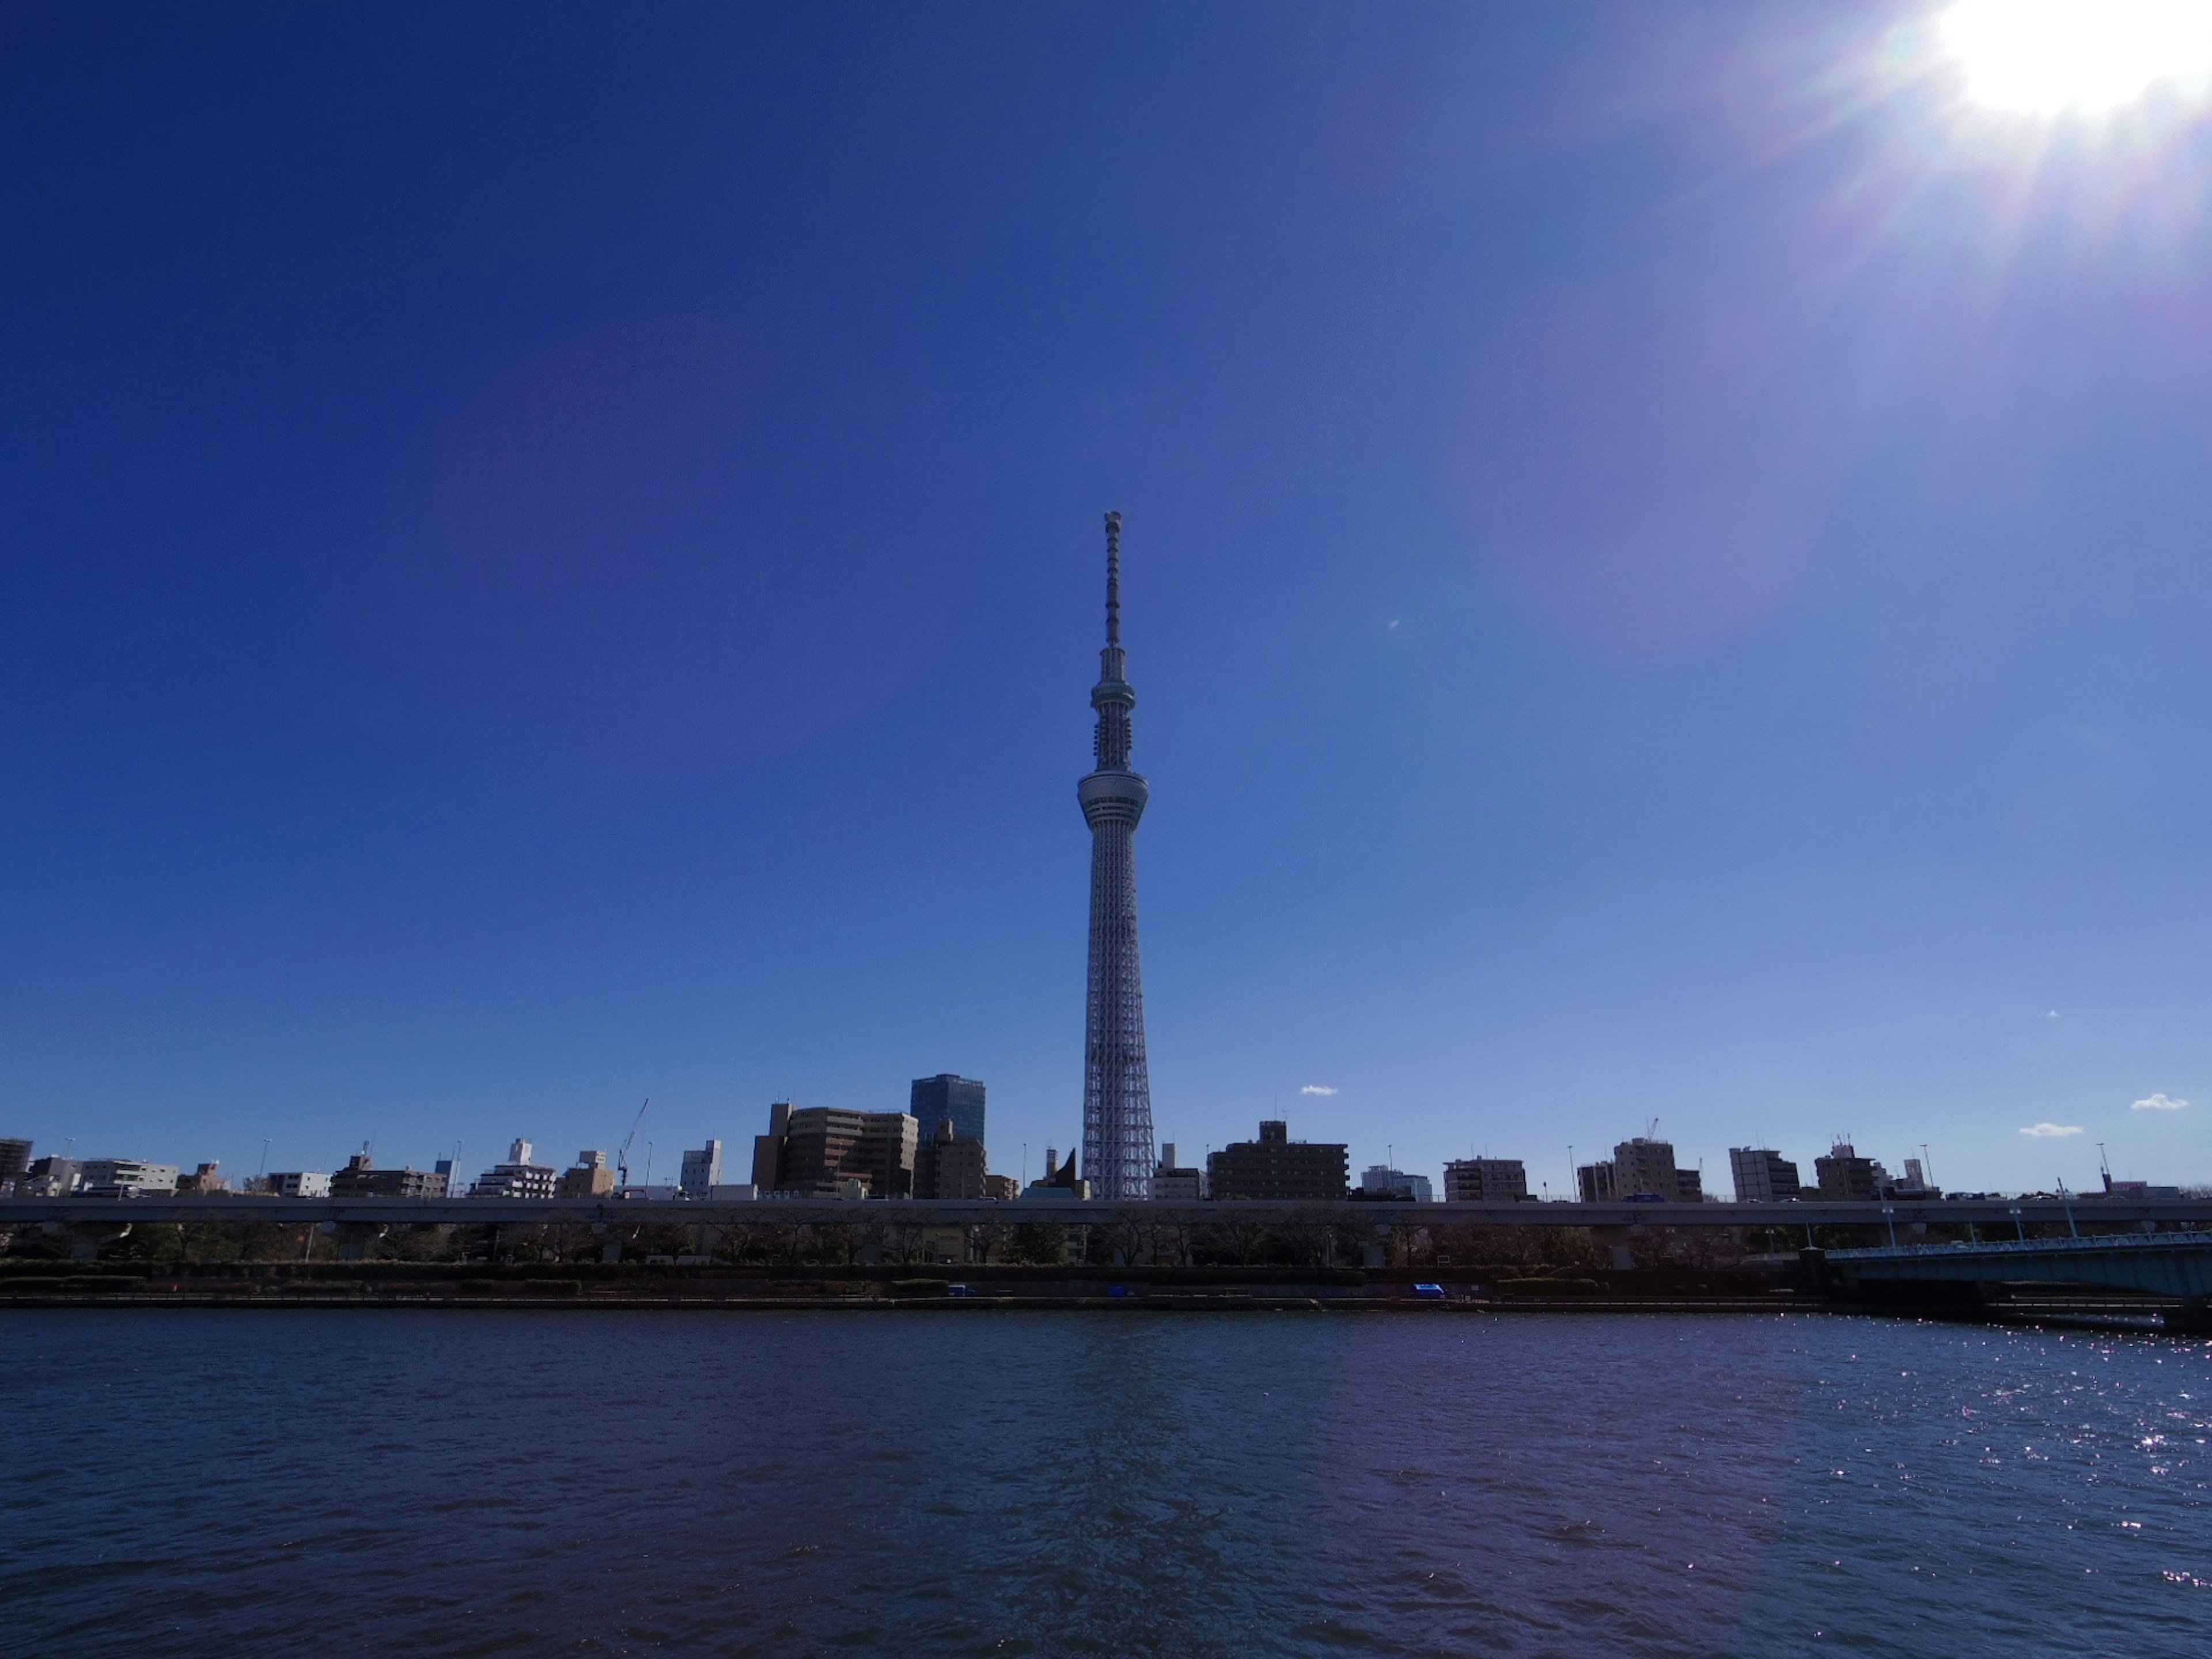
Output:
[754, 1105, 919, 1198]
[1815, 1142, 1886, 1202]
[1206, 1120, 1348, 1201]
[22, 1156, 83, 1196]
[679, 1141, 723, 1199]
[1729, 1148, 1801, 1203]
[1153, 1143, 1204, 1200]
[176, 1161, 225, 1194]
[1576, 1161, 1615, 1202]
[914, 1120, 989, 1200]
[79, 1158, 180, 1196]
[331, 1153, 446, 1199]
[752, 1102, 793, 1191]
[1441, 1159, 1524, 1202]
[266, 1171, 332, 1198]
[910, 1075, 986, 1147]
[559, 1150, 616, 1199]
[432, 1157, 460, 1198]
[982, 1173, 1020, 1200]
[1078, 513, 1157, 1199]
[468, 1139, 558, 1199]
[1611, 1138, 1692, 1200]
[1363, 1164, 1438, 1202]
[0, 1139, 31, 1181]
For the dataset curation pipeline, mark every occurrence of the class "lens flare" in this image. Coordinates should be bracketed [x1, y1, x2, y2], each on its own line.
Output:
[1941, 0, 2212, 115]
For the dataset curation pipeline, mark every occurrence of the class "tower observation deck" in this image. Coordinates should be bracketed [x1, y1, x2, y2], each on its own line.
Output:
[1078, 511, 1155, 1200]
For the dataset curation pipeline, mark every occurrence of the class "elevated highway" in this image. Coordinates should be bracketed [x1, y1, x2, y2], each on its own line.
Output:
[5, 1194, 2207, 1231]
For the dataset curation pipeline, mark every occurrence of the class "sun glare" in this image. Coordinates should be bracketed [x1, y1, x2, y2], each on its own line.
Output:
[1942, 0, 2212, 115]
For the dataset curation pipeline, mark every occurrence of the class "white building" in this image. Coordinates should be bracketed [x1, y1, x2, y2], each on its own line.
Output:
[79, 1158, 180, 1196]
[468, 1138, 558, 1199]
[266, 1171, 332, 1198]
[1152, 1143, 1204, 1199]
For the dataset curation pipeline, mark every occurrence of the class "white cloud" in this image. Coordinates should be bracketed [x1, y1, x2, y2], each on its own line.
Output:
[2045, 1009, 2061, 1019]
[2019, 1122, 2084, 1138]
[1299, 1084, 1338, 1096]
[2133, 1093, 2189, 1112]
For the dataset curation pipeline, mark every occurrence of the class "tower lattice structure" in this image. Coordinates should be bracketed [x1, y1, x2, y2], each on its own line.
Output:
[1078, 510, 1155, 1200]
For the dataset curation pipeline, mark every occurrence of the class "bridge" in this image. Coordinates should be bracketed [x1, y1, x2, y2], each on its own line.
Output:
[1820, 1231, 2212, 1324]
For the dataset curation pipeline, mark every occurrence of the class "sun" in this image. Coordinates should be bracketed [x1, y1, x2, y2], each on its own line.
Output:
[1941, 0, 2212, 115]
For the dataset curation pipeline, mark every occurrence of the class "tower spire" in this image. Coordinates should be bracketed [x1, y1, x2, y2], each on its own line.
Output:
[1104, 509, 1122, 647]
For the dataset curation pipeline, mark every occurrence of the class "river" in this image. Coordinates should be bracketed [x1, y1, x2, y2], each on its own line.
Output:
[0, 1310, 2205, 1656]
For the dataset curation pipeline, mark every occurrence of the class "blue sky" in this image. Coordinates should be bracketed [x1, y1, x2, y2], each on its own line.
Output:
[4, 2, 2208, 1194]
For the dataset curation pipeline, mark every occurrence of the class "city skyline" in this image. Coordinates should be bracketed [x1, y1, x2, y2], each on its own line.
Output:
[3, 6, 2209, 1196]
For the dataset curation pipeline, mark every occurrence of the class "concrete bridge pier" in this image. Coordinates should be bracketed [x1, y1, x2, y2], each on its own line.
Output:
[1590, 1226, 1635, 1272]
[336, 1224, 386, 1262]
[1362, 1225, 1389, 1269]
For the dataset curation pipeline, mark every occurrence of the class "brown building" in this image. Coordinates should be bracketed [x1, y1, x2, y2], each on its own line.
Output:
[1206, 1120, 1347, 1201]
[1815, 1142, 1885, 1201]
[1443, 1158, 1527, 1201]
[330, 1152, 445, 1199]
[914, 1120, 990, 1200]
[755, 1104, 919, 1198]
[557, 1150, 615, 1199]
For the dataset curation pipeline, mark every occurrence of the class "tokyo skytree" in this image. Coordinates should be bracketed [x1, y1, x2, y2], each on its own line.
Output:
[1078, 510, 1156, 1200]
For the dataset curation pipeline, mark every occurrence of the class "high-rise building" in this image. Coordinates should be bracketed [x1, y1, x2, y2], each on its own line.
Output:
[1206, 1120, 1348, 1201]
[914, 1119, 989, 1200]
[1441, 1159, 1524, 1202]
[1611, 1138, 1683, 1199]
[467, 1139, 558, 1199]
[752, 1102, 793, 1191]
[1815, 1141, 1886, 1201]
[1078, 512, 1156, 1200]
[1729, 1147, 1802, 1203]
[0, 1139, 31, 1181]
[755, 1105, 919, 1198]
[1576, 1161, 1616, 1202]
[679, 1141, 723, 1199]
[910, 1075, 986, 1147]
[1363, 1164, 1439, 1202]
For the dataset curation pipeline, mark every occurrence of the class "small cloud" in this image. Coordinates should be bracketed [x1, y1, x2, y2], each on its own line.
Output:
[1387, 618, 1400, 629]
[2045, 1010, 2061, 1019]
[2019, 1122, 2084, 1138]
[1300, 1084, 1338, 1096]
[2133, 1093, 2189, 1112]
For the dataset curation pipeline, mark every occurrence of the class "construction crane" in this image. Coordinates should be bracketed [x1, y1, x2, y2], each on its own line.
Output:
[616, 1099, 649, 1192]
